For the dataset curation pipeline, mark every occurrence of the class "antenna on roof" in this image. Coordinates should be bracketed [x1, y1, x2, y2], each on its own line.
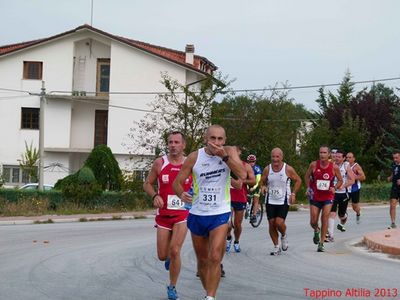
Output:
[90, 0, 94, 26]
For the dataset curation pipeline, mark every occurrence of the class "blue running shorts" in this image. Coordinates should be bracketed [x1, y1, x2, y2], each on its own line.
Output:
[187, 212, 231, 237]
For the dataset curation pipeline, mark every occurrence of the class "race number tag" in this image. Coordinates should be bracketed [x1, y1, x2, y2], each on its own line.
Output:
[269, 188, 283, 198]
[167, 195, 185, 210]
[316, 180, 330, 191]
[198, 187, 221, 210]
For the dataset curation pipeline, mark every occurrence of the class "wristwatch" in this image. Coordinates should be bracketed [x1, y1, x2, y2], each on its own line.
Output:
[222, 155, 230, 162]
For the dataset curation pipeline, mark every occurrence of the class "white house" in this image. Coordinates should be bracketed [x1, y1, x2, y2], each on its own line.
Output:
[0, 24, 216, 187]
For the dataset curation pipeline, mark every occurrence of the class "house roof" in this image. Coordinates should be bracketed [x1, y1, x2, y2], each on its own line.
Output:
[0, 24, 217, 75]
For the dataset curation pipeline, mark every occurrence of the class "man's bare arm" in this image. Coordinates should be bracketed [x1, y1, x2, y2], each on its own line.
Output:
[260, 166, 269, 195]
[173, 152, 197, 203]
[143, 158, 163, 208]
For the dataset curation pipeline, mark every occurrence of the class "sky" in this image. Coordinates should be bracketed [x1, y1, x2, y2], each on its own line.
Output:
[1, 0, 400, 111]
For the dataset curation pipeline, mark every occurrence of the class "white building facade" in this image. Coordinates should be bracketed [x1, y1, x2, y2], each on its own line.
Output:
[0, 25, 216, 187]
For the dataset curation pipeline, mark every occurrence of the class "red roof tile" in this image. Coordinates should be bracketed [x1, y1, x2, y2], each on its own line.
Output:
[0, 24, 217, 75]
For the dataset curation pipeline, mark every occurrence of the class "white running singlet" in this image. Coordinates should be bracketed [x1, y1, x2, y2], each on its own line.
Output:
[190, 148, 231, 216]
[335, 161, 350, 194]
[266, 163, 291, 205]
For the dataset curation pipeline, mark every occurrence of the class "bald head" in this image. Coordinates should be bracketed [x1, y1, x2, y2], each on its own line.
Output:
[204, 124, 227, 152]
[205, 124, 226, 138]
[271, 147, 284, 164]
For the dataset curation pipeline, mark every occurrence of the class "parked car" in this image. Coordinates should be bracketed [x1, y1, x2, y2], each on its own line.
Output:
[19, 183, 54, 191]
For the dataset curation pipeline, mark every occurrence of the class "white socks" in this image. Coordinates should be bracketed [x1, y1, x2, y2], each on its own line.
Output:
[328, 218, 335, 237]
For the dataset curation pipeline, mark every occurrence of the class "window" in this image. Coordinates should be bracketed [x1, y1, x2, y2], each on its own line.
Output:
[96, 58, 110, 96]
[21, 108, 39, 129]
[23, 61, 43, 80]
[94, 110, 108, 146]
[2, 165, 36, 185]
[132, 170, 149, 181]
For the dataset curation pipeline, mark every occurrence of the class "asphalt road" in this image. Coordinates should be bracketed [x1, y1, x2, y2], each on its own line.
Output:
[0, 206, 398, 300]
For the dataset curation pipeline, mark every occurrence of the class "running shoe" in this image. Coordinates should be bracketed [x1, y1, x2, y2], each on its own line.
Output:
[204, 297, 216, 300]
[281, 235, 288, 251]
[317, 243, 325, 252]
[270, 246, 281, 256]
[167, 285, 179, 300]
[313, 230, 320, 245]
[233, 242, 241, 253]
[388, 223, 397, 229]
[324, 236, 334, 243]
[337, 223, 346, 232]
[356, 214, 361, 224]
[220, 264, 225, 277]
[164, 258, 170, 271]
[226, 238, 232, 253]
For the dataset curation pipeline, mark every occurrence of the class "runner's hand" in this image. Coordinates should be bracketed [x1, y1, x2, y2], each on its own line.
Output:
[153, 195, 164, 208]
[180, 191, 193, 203]
[207, 142, 227, 157]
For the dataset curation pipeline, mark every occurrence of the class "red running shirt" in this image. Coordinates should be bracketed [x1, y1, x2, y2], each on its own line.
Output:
[157, 155, 192, 216]
[311, 160, 335, 201]
[230, 161, 248, 203]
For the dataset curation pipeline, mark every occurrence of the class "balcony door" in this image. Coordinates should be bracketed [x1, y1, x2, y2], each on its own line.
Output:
[96, 58, 110, 96]
[94, 110, 108, 146]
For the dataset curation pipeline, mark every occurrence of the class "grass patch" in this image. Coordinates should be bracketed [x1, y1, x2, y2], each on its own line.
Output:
[79, 217, 88, 222]
[33, 219, 54, 224]
[134, 215, 147, 219]
[289, 205, 299, 211]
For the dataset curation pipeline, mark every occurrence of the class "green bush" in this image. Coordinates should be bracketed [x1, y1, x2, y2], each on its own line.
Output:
[0, 189, 63, 215]
[84, 145, 122, 190]
[77, 166, 96, 184]
[0, 186, 151, 216]
[62, 181, 102, 207]
[54, 173, 78, 190]
[360, 182, 391, 202]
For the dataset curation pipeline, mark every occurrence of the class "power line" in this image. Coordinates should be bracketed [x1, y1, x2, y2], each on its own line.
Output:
[230, 76, 400, 93]
[47, 76, 400, 95]
[0, 95, 33, 100]
[0, 87, 32, 93]
[70, 97, 166, 114]
[1, 76, 399, 97]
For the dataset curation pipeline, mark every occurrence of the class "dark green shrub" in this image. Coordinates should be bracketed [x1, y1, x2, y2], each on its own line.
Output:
[54, 173, 78, 190]
[77, 166, 96, 184]
[361, 182, 391, 202]
[84, 145, 122, 191]
[55, 167, 101, 207]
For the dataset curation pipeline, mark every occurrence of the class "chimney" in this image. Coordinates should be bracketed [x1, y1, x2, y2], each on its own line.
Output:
[185, 44, 195, 65]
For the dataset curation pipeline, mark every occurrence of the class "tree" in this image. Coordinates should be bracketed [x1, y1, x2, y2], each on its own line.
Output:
[212, 89, 311, 170]
[19, 141, 39, 183]
[299, 119, 333, 164]
[125, 72, 229, 158]
[316, 70, 355, 130]
[84, 145, 122, 190]
[307, 71, 400, 181]
[377, 107, 400, 168]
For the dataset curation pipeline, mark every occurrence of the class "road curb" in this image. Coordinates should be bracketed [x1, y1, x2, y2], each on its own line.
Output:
[0, 213, 155, 226]
[363, 228, 400, 255]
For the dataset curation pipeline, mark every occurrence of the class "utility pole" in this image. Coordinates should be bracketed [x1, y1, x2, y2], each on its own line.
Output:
[38, 81, 46, 192]
[90, 0, 94, 26]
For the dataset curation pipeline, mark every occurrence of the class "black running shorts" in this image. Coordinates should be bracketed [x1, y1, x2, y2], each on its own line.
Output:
[266, 203, 289, 220]
[331, 193, 349, 218]
[349, 190, 360, 204]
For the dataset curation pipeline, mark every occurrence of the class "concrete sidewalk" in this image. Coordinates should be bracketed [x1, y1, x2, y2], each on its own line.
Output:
[0, 210, 156, 225]
[363, 228, 400, 255]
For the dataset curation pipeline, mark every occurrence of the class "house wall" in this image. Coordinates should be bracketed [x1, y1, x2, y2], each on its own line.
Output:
[107, 41, 188, 155]
[0, 29, 206, 186]
[70, 100, 106, 149]
[73, 38, 111, 94]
